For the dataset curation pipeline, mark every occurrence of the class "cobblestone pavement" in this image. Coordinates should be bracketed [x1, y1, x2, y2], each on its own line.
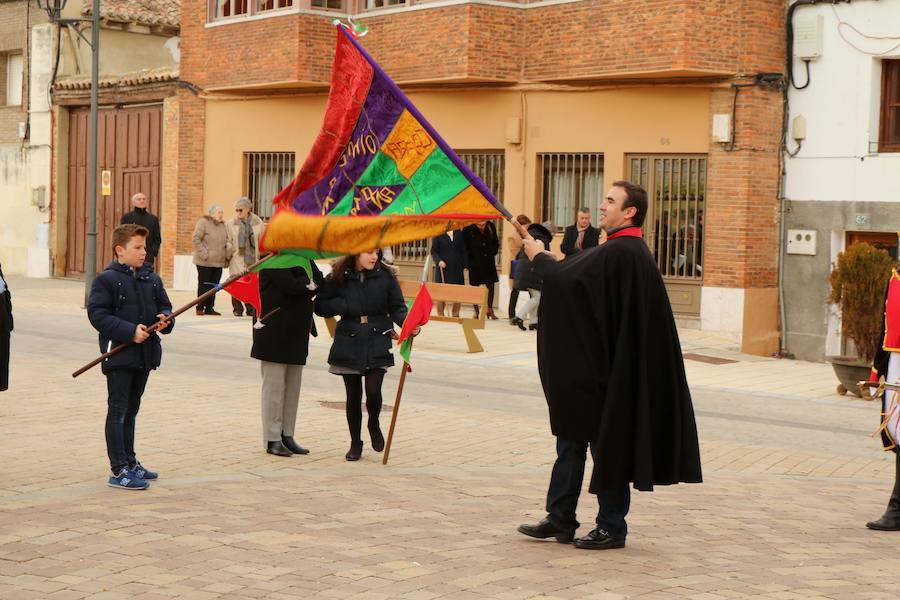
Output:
[0, 275, 897, 599]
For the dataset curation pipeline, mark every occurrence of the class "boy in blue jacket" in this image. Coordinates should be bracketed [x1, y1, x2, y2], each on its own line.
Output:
[88, 224, 174, 489]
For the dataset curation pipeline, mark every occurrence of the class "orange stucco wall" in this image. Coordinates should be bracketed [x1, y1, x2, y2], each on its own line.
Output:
[202, 85, 711, 269]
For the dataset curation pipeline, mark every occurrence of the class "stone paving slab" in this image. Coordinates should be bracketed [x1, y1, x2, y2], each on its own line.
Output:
[0, 276, 898, 598]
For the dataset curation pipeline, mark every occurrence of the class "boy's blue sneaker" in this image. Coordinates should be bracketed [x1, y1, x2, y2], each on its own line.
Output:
[130, 462, 158, 480]
[108, 467, 149, 490]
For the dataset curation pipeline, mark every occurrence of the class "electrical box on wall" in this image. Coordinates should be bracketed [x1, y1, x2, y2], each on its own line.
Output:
[794, 15, 824, 60]
[712, 114, 731, 143]
[786, 229, 817, 255]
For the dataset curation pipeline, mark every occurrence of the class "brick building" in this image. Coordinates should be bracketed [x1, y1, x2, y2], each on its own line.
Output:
[0, 0, 50, 276]
[47, 0, 180, 279]
[110, 0, 784, 355]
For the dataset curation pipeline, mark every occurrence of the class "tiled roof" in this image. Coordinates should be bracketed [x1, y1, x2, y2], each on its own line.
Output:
[82, 0, 180, 29]
[54, 67, 179, 90]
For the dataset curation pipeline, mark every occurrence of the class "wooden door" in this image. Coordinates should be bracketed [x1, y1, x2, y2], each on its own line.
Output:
[66, 105, 162, 276]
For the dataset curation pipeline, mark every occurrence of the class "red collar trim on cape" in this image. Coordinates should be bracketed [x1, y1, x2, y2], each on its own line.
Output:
[606, 226, 643, 240]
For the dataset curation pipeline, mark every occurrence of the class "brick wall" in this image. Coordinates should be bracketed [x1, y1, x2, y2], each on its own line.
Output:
[178, 0, 788, 296]
[183, 0, 786, 88]
[705, 85, 783, 290]
[703, 0, 785, 290]
[172, 89, 205, 257]
[0, 1, 49, 142]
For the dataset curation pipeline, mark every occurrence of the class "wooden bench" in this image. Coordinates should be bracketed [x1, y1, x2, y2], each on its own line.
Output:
[398, 279, 488, 353]
[322, 280, 488, 353]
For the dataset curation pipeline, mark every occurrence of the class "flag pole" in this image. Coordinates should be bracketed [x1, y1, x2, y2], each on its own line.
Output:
[72, 255, 273, 378]
[382, 345, 411, 466]
[382, 249, 432, 465]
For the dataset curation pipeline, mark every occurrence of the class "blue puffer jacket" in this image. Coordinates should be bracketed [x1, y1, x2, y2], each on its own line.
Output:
[87, 261, 174, 373]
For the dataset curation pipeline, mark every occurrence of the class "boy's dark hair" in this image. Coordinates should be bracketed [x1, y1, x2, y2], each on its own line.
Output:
[112, 224, 149, 255]
[611, 180, 648, 227]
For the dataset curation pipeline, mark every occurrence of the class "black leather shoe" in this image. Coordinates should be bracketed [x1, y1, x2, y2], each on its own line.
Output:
[517, 518, 575, 543]
[345, 441, 363, 461]
[369, 423, 385, 452]
[512, 317, 526, 331]
[266, 440, 292, 457]
[281, 435, 309, 455]
[573, 527, 626, 550]
[866, 515, 900, 530]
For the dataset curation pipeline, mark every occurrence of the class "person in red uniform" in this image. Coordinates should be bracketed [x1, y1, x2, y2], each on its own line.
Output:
[867, 269, 900, 531]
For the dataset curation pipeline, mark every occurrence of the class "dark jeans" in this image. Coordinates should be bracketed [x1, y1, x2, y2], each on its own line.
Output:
[546, 437, 631, 538]
[105, 369, 150, 474]
[231, 296, 255, 316]
[196, 266, 222, 313]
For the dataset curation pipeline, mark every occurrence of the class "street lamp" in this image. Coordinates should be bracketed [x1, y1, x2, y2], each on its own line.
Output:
[36, 0, 100, 305]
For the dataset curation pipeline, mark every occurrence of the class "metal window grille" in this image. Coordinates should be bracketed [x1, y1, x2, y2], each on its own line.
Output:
[628, 155, 707, 280]
[245, 152, 296, 220]
[391, 151, 505, 264]
[537, 153, 604, 230]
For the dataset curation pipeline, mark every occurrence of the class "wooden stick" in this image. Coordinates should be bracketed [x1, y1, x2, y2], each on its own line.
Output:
[72, 255, 272, 378]
[382, 342, 413, 465]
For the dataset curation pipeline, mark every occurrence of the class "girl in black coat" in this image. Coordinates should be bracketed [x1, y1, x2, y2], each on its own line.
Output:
[314, 250, 412, 461]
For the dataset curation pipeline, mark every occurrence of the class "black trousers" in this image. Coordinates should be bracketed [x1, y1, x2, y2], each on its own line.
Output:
[342, 370, 385, 443]
[0, 294, 9, 391]
[508, 287, 520, 318]
[196, 266, 222, 313]
[105, 369, 150, 474]
[0, 329, 9, 392]
[545, 437, 631, 537]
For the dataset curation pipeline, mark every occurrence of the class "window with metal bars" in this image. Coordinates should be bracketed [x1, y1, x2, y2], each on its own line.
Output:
[628, 155, 707, 280]
[391, 151, 505, 264]
[245, 152, 296, 220]
[537, 153, 604, 230]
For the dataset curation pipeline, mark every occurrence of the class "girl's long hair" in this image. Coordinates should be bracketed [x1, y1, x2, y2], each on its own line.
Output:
[328, 250, 392, 286]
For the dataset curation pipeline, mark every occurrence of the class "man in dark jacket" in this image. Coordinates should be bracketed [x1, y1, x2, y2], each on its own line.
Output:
[88, 224, 175, 490]
[560, 207, 600, 258]
[0, 262, 11, 392]
[121, 193, 162, 267]
[430, 230, 467, 317]
[517, 181, 702, 550]
[251, 263, 324, 457]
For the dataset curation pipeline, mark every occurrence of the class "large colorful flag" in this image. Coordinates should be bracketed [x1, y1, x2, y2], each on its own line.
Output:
[397, 283, 434, 366]
[260, 24, 508, 257]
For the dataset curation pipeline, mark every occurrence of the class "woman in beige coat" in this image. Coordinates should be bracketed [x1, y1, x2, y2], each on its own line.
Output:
[192, 205, 233, 316]
[226, 197, 264, 317]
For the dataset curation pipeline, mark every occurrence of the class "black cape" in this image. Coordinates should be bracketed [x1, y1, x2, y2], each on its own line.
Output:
[533, 235, 702, 493]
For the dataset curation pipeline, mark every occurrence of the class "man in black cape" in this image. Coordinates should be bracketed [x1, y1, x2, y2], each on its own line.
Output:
[517, 180, 702, 550]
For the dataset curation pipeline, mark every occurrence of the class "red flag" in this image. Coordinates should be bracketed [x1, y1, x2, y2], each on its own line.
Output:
[398, 283, 433, 346]
[223, 272, 261, 316]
